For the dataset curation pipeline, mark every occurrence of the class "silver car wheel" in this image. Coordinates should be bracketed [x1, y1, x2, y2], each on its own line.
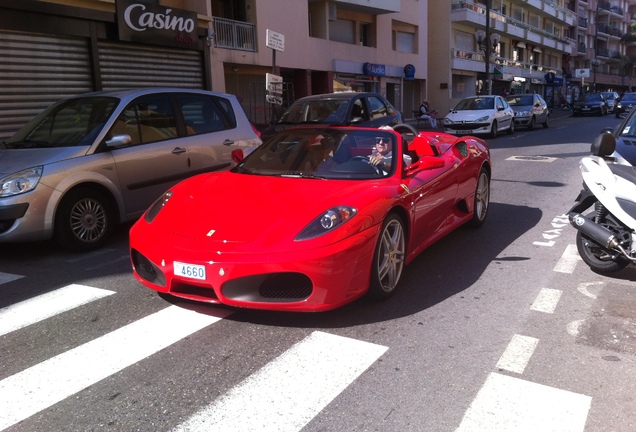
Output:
[376, 217, 405, 293]
[70, 197, 107, 242]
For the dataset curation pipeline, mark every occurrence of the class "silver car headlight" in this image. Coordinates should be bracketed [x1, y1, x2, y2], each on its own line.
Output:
[0, 166, 43, 197]
[476, 115, 490, 122]
[295, 206, 357, 241]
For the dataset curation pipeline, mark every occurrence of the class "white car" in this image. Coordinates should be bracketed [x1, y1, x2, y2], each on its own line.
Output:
[444, 95, 515, 138]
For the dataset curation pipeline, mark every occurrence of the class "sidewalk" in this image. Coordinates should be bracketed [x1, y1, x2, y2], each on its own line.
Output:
[405, 106, 572, 133]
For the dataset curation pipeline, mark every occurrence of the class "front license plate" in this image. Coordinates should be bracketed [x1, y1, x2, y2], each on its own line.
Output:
[174, 261, 206, 280]
[582, 107, 590, 111]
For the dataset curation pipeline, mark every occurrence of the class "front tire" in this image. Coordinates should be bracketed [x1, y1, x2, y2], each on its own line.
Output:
[528, 116, 535, 130]
[490, 120, 498, 138]
[469, 168, 490, 227]
[368, 214, 406, 300]
[54, 187, 115, 251]
[542, 115, 549, 128]
[507, 119, 515, 135]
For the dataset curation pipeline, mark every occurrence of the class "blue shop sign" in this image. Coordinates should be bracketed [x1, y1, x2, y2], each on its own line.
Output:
[404, 64, 416, 81]
[363, 62, 386, 77]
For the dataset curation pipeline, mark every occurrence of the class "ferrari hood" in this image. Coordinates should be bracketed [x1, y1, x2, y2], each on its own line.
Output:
[164, 172, 378, 245]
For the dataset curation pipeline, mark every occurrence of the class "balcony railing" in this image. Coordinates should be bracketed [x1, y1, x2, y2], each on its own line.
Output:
[213, 17, 257, 52]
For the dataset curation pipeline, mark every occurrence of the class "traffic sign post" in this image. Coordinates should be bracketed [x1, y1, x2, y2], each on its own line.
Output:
[266, 30, 285, 123]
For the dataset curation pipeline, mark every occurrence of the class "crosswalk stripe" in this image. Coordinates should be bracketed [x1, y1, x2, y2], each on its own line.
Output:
[173, 331, 388, 432]
[0, 284, 115, 337]
[530, 288, 562, 314]
[0, 271, 23, 285]
[456, 373, 591, 432]
[553, 244, 581, 273]
[0, 305, 229, 430]
[496, 334, 539, 374]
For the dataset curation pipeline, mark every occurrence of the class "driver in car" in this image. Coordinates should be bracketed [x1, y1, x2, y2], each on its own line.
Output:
[369, 135, 412, 171]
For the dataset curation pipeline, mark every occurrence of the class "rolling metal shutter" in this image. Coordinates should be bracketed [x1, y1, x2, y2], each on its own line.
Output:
[98, 41, 204, 90]
[0, 31, 93, 142]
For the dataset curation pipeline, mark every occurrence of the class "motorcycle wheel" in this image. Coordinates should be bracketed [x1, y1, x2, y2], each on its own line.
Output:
[576, 228, 630, 274]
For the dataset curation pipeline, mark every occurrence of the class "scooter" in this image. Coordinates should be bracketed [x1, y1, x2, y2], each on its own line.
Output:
[567, 131, 636, 273]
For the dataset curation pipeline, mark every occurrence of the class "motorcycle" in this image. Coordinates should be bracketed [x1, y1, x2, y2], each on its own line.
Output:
[567, 131, 636, 273]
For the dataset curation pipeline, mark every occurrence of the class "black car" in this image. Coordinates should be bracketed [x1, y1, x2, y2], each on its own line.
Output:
[572, 93, 607, 116]
[615, 92, 636, 118]
[261, 92, 402, 141]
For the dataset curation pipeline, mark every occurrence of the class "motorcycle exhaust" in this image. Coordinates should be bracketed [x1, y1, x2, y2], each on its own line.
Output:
[569, 213, 620, 250]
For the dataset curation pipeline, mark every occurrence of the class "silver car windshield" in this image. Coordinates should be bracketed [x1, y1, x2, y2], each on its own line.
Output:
[234, 129, 396, 179]
[5, 97, 119, 149]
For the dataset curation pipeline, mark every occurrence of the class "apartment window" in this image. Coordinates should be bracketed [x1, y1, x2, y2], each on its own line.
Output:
[360, 23, 371, 46]
[395, 31, 415, 53]
[329, 19, 355, 44]
[392, 21, 417, 54]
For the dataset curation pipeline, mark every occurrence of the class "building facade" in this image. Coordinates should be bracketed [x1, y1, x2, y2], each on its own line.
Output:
[2, 0, 636, 140]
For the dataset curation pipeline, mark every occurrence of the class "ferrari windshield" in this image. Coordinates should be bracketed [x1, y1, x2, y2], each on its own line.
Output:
[234, 128, 397, 179]
[277, 100, 349, 125]
[6, 97, 119, 149]
[453, 97, 494, 110]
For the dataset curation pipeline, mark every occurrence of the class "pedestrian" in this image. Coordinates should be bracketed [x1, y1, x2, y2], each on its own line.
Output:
[419, 100, 438, 128]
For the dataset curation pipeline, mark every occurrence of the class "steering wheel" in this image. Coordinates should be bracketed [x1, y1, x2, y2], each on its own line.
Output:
[391, 123, 419, 145]
[349, 155, 383, 175]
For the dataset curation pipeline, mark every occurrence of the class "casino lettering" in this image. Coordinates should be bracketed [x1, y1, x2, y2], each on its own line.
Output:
[124, 3, 195, 33]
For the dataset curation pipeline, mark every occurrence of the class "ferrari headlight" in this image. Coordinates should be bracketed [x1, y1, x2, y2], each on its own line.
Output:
[144, 191, 173, 223]
[295, 206, 357, 241]
[0, 166, 42, 197]
[476, 115, 490, 122]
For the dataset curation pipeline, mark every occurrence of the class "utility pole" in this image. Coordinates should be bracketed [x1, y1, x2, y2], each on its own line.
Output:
[485, 0, 491, 95]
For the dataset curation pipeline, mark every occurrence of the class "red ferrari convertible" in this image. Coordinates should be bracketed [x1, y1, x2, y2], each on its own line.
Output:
[130, 125, 491, 311]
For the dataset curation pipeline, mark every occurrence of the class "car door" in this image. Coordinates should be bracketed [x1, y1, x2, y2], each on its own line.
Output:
[402, 145, 461, 252]
[173, 92, 256, 175]
[495, 96, 513, 130]
[108, 93, 192, 218]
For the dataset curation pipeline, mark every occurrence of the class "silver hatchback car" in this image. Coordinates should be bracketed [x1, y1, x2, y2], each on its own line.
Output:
[0, 88, 261, 251]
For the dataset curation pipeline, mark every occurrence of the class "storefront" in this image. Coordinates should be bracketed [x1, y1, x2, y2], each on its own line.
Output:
[0, 0, 209, 141]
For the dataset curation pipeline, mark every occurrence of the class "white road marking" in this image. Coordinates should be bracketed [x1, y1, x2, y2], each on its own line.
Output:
[0, 305, 228, 430]
[506, 156, 557, 162]
[456, 373, 591, 432]
[0, 271, 23, 285]
[553, 244, 581, 273]
[496, 334, 539, 374]
[173, 331, 388, 432]
[530, 288, 562, 314]
[577, 281, 602, 299]
[0, 284, 115, 337]
[567, 319, 585, 337]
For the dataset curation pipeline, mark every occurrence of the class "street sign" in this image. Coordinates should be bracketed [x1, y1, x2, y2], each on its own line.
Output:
[266, 29, 285, 52]
[266, 73, 283, 94]
[575, 68, 590, 78]
[266, 94, 283, 105]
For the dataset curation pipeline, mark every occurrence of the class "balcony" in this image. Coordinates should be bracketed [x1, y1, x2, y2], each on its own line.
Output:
[597, 23, 625, 39]
[331, 0, 399, 14]
[578, 17, 588, 28]
[451, 48, 559, 80]
[451, 0, 574, 51]
[213, 17, 257, 52]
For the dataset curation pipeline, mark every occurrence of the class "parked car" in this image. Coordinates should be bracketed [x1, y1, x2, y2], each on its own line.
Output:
[0, 88, 261, 251]
[130, 125, 491, 312]
[615, 92, 636, 118]
[572, 93, 607, 116]
[443, 95, 515, 138]
[506, 93, 549, 130]
[261, 92, 402, 141]
[611, 102, 636, 164]
[601, 91, 619, 113]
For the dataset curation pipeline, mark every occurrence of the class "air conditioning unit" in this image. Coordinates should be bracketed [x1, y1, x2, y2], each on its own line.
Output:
[328, 3, 337, 21]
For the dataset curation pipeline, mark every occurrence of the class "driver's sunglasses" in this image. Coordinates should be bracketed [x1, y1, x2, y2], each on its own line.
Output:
[375, 137, 388, 145]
